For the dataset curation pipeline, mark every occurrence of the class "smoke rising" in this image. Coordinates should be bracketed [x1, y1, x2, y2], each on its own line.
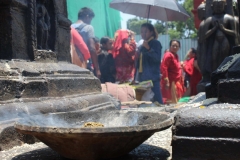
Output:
[16, 110, 155, 129]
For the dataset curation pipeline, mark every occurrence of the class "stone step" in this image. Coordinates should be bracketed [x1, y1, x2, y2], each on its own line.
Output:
[172, 107, 240, 159]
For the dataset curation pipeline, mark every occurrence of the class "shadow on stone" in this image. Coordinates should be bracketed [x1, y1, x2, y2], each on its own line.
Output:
[127, 144, 171, 160]
[12, 147, 67, 160]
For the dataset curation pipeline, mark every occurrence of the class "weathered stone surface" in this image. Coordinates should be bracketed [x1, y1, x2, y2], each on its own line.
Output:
[204, 54, 240, 99]
[172, 107, 240, 159]
[218, 79, 240, 103]
[34, 50, 57, 63]
[205, 83, 218, 98]
[0, 0, 71, 61]
[172, 136, 240, 160]
[0, 60, 101, 101]
[0, 122, 39, 151]
[0, 93, 119, 121]
[173, 108, 240, 138]
[187, 92, 206, 103]
[211, 53, 240, 85]
[0, 0, 28, 60]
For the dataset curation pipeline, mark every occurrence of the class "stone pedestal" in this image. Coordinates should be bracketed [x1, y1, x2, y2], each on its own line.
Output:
[172, 107, 240, 160]
[205, 53, 240, 100]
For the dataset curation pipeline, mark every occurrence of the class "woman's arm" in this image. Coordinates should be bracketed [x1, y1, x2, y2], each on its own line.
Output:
[161, 53, 172, 88]
[183, 58, 194, 76]
[123, 39, 136, 56]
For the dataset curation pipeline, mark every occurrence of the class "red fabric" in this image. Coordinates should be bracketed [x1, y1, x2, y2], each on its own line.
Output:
[160, 51, 184, 103]
[161, 52, 182, 83]
[184, 58, 202, 95]
[112, 30, 136, 82]
[184, 58, 194, 75]
[112, 29, 129, 58]
[71, 27, 91, 61]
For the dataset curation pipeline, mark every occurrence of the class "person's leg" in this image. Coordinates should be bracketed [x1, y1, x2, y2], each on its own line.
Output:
[151, 81, 163, 104]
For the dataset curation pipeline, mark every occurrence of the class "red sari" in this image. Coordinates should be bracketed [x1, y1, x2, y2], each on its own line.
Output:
[161, 51, 184, 104]
[184, 58, 202, 96]
[112, 30, 136, 82]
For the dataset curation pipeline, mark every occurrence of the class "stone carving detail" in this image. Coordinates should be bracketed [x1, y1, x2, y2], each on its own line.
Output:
[36, 0, 50, 50]
[197, 2, 207, 81]
[0, 0, 71, 62]
[197, 0, 239, 84]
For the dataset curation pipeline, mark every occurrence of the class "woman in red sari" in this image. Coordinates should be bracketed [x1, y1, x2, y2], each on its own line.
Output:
[182, 48, 202, 96]
[161, 40, 185, 104]
[112, 29, 136, 83]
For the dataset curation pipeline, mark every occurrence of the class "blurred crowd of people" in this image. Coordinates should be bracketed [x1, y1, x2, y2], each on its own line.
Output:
[70, 7, 202, 104]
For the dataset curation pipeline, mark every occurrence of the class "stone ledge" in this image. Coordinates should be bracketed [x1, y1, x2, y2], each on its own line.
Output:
[172, 136, 240, 160]
[34, 50, 57, 63]
[0, 60, 100, 101]
[173, 107, 240, 138]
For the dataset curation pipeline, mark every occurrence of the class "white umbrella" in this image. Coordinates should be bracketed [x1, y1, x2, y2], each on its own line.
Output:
[110, 0, 190, 22]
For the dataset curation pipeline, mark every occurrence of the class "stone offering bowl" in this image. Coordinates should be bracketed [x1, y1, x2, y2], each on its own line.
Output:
[15, 110, 172, 160]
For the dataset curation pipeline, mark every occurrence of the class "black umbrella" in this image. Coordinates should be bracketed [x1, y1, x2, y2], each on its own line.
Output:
[110, 0, 190, 22]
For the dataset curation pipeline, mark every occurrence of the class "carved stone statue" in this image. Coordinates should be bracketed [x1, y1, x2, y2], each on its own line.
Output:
[233, 1, 240, 45]
[197, 2, 208, 81]
[37, 0, 51, 50]
[199, 0, 238, 82]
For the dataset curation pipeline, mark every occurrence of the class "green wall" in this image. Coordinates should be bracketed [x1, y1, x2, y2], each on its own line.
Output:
[67, 0, 121, 38]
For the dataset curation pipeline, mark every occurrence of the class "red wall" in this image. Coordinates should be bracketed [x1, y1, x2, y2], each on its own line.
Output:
[192, 0, 204, 29]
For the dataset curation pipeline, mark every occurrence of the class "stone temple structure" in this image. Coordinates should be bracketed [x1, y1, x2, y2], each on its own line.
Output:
[0, 0, 119, 151]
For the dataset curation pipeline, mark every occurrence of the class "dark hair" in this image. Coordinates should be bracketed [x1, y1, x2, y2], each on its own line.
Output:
[164, 49, 169, 53]
[169, 39, 181, 48]
[93, 37, 100, 43]
[100, 37, 110, 45]
[191, 48, 197, 54]
[141, 23, 158, 39]
[78, 7, 95, 20]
